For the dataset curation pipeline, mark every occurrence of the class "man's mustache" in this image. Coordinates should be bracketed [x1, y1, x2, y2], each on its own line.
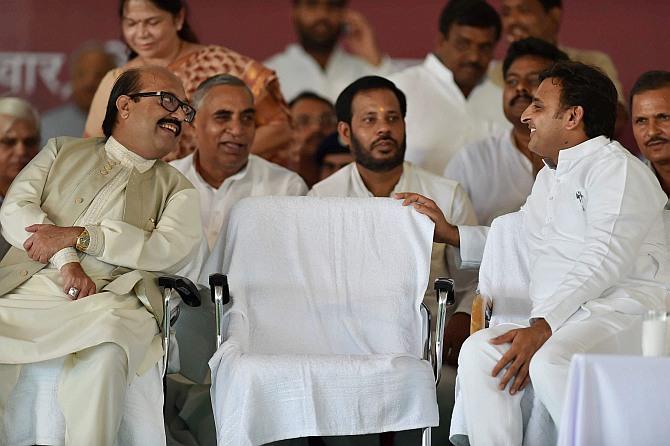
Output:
[157, 118, 182, 137]
[372, 136, 399, 148]
[510, 93, 533, 107]
[459, 62, 484, 71]
[645, 136, 670, 146]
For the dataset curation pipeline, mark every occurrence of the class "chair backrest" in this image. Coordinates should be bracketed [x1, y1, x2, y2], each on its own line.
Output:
[222, 196, 434, 357]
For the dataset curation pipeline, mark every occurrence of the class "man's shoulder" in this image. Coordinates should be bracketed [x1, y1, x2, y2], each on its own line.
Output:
[264, 44, 296, 66]
[308, 164, 353, 197]
[388, 57, 430, 84]
[169, 153, 193, 173]
[248, 155, 306, 184]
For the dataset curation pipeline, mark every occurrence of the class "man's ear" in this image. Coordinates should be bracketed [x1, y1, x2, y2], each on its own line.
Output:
[116, 95, 132, 121]
[337, 121, 351, 147]
[565, 105, 584, 131]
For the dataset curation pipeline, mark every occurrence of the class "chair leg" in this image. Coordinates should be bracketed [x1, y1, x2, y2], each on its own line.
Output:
[421, 427, 431, 446]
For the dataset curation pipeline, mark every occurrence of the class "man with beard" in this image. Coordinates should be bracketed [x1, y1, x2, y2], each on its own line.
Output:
[265, 0, 394, 103]
[630, 70, 670, 202]
[443, 38, 567, 267]
[287, 91, 338, 186]
[309, 75, 478, 444]
[389, 0, 510, 176]
[0, 66, 201, 445]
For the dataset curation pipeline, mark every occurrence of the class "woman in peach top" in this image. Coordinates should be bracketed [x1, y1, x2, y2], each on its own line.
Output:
[85, 0, 291, 162]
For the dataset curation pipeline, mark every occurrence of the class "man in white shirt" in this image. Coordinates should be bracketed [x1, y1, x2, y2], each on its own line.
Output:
[265, 0, 394, 103]
[310, 75, 477, 444]
[171, 74, 308, 283]
[446, 38, 567, 227]
[630, 70, 670, 202]
[404, 61, 669, 445]
[390, 1, 510, 175]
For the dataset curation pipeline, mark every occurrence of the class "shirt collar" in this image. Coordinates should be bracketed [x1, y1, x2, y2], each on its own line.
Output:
[424, 53, 456, 85]
[556, 135, 611, 166]
[192, 151, 251, 190]
[644, 159, 670, 208]
[105, 136, 156, 173]
[351, 162, 408, 197]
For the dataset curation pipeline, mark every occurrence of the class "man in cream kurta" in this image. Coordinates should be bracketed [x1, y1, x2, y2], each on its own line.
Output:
[309, 75, 477, 445]
[389, 2, 510, 176]
[0, 67, 201, 446]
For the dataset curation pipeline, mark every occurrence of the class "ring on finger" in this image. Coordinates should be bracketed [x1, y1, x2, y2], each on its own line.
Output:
[67, 287, 80, 298]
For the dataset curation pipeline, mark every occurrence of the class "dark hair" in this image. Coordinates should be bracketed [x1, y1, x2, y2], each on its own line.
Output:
[502, 37, 569, 78]
[315, 132, 350, 165]
[630, 70, 670, 110]
[539, 61, 617, 139]
[119, 0, 199, 61]
[289, 91, 334, 110]
[438, 0, 502, 42]
[335, 76, 407, 125]
[102, 68, 144, 137]
[537, 0, 562, 11]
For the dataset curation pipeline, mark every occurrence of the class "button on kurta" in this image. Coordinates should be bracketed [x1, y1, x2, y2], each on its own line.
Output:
[20, 270, 28, 276]
[75, 197, 84, 204]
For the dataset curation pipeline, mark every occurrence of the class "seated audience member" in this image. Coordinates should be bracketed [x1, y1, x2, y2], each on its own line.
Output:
[315, 131, 353, 180]
[390, 0, 510, 175]
[309, 75, 478, 444]
[492, 0, 628, 132]
[288, 91, 338, 186]
[630, 70, 670, 202]
[265, 0, 395, 103]
[402, 61, 669, 445]
[0, 97, 41, 256]
[171, 74, 308, 282]
[86, 0, 291, 163]
[41, 44, 117, 146]
[445, 38, 568, 226]
[0, 66, 201, 445]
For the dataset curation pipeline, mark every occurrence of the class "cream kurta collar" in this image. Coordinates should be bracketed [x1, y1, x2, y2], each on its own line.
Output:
[105, 136, 156, 173]
[351, 161, 410, 197]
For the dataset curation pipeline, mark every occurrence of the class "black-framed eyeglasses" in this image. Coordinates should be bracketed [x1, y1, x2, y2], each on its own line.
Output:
[128, 91, 196, 123]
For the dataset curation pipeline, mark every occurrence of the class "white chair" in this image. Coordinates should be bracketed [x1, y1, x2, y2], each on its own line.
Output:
[209, 196, 452, 446]
[450, 212, 557, 446]
[2, 275, 201, 446]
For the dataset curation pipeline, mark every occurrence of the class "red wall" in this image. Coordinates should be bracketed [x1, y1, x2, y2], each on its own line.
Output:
[1, 0, 669, 113]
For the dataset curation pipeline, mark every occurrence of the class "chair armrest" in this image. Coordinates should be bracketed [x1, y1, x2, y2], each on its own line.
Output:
[434, 277, 455, 384]
[470, 293, 492, 334]
[209, 274, 230, 349]
[158, 274, 201, 307]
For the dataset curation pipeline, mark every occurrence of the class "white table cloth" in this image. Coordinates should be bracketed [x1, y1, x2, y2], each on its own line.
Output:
[558, 353, 670, 446]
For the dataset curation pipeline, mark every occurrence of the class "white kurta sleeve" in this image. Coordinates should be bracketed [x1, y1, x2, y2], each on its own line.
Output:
[0, 139, 59, 249]
[533, 160, 666, 332]
[88, 188, 203, 273]
[287, 176, 309, 196]
[456, 225, 490, 269]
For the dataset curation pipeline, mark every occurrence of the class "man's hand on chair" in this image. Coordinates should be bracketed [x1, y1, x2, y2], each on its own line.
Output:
[489, 318, 552, 395]
[23, 224, 83, 263]
[443, 312, 471, 366]
[395, 193, 460, 247]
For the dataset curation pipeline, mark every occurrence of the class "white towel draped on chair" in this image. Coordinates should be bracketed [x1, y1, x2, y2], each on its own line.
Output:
[450, 212, 556, 446]
[209, 196, 439, 446]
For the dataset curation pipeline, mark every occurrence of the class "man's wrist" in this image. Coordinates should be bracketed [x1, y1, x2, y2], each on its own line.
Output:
[445, 223, 460, 247]
[530, 318, 552, 337]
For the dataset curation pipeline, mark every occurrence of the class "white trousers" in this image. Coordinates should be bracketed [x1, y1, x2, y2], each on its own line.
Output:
[457, 309, 642, 446]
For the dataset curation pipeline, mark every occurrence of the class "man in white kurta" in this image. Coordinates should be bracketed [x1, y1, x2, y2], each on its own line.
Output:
[309, 75, 477, 444]
[0, 67, 201, 446]
[453, 62, 668, 445]
[265, 1, 394, 103]
[171, 75, 307, 285]
[389, 1, 510, 176]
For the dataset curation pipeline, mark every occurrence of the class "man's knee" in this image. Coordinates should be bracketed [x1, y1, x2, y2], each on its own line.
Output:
[85, 343, 128, 376]
[458, 328, 497, 373]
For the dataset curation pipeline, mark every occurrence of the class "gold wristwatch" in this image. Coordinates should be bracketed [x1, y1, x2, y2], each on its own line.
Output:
[75, 228, 90, 252]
